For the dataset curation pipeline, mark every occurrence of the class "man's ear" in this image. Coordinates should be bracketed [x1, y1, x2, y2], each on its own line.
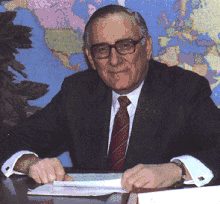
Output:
[85, 48, 97, 70]
[145, 35, 153, 61]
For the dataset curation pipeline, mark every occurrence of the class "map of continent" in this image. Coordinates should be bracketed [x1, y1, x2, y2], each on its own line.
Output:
[153, 0, 220, 106]
[3, 0, 100, 71]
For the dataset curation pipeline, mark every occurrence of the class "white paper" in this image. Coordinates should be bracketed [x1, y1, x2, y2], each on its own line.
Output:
[27, 173, 126, 196]
[138, 185, 220, 204]
[53, 178, 122, 188]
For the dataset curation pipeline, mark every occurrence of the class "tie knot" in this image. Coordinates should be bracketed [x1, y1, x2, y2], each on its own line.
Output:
[118, 96, 131, 109]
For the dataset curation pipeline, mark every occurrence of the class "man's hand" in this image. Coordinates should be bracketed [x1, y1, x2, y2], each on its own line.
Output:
[121, 163, 183, 192]
[28, 158, 74, 184]
[14, 154, 74, 184]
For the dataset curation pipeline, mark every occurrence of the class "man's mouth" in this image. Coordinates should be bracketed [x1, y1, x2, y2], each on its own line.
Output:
[110, 68, 129, 74]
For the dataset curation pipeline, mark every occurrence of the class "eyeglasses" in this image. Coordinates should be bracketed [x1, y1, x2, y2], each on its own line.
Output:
[90, 36, 145, 59]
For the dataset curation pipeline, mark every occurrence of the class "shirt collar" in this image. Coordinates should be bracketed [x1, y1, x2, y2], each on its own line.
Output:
[112, 80, 145, 110]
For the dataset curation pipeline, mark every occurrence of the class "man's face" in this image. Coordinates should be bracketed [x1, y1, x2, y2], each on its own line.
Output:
[86, 12, 152, 94]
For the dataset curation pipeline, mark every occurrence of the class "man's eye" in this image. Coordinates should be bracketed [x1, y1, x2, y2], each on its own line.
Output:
[97, 47, 108, 52]
[122, 43, 130, 47]
[119, 43, 132, 49]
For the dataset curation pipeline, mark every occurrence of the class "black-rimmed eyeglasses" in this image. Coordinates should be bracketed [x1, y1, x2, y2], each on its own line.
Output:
[90, 36, 145, 59]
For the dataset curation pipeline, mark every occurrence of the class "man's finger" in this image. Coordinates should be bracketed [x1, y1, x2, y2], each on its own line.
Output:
[141, 181, 155, 189]
[45, 163, 57, 183]
[121, 164, 145, 188]
[52, 158, 65, 181]
[132, 177, 151, 189]
[36, 159, 54, 184]
[28, 166, 42, 184]
[128, 174, 147, 190]
[40, 168, 50, 184]
[123, 175, 146, 192]
[64, 174, 74, 181]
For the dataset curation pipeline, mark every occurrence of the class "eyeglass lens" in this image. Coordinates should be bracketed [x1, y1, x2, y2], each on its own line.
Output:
[91, 39, 135, 59]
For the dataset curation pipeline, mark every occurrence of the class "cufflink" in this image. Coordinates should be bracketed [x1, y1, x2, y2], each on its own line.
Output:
[198, 176, 205, 181]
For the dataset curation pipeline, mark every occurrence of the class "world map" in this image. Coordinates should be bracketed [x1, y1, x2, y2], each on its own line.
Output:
[1, 0, 220, 108]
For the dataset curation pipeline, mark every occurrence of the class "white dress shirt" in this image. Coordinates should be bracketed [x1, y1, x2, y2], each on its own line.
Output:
[1, 80, 214, 187]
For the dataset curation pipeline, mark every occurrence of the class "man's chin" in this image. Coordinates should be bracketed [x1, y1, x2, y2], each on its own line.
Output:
[110, 80, 143, 94]
[111, 85, 132, 95]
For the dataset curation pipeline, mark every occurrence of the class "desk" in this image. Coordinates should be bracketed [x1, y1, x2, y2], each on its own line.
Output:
[3, 168, 212, 204]
[0, 169, 130, 204]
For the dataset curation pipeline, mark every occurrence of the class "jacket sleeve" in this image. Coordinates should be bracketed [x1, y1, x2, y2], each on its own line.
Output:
[184, 74, 220, 185]
[0, 79, 70, 167]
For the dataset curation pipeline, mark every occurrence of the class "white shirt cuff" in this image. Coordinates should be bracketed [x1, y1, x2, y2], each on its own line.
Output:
[171, 155, 214, 187]
[1, 151, 38, 177]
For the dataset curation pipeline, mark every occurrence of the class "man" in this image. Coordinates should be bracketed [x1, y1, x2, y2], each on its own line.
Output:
[1, 5, 220, 192]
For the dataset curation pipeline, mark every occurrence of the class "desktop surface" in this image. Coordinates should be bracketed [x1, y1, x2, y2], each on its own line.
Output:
[0, 168, 130, 204]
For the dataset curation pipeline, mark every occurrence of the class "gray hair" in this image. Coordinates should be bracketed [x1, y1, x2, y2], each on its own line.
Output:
[82, 4, 149, 69]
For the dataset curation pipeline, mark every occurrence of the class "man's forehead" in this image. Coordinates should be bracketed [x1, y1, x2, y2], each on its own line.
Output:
[89, 12, 141, 45]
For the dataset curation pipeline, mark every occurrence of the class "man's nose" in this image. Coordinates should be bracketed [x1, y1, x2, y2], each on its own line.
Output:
[109, 48, 123, 66]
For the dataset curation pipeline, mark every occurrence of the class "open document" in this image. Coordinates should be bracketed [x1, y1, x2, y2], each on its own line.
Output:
[27, 173, 126, 196]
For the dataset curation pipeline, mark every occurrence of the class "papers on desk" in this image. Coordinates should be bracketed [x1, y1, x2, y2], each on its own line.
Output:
[27, 172, 220, 202]
[137, 185, 220, 204]
[27, 173, 126, 196]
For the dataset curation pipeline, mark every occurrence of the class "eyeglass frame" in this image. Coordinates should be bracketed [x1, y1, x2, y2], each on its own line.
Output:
[90, 36, 145, 59]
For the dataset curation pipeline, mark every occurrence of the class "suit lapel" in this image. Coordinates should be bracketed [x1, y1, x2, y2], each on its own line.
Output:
[84, 79, 112, 169]
[124, 60, 171, 169]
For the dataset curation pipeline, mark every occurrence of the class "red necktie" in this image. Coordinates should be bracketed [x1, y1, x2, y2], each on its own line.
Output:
[108, 96, 131, 170]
